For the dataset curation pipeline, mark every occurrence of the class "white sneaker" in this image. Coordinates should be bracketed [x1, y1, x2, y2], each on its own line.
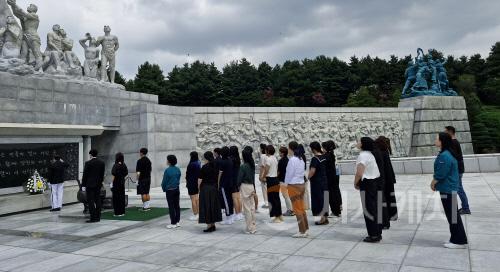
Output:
[245, 230, 257, 234]
[237, 214, 244, 221]
[189, 215, 198, 221]
[292, 232, 308, 238]
[166, 224, 176, 229]
[444, 242, 467, 249]
[272, 217, 283, 224]
[176, 223, 181, 228]
[220, 216, 233, 225]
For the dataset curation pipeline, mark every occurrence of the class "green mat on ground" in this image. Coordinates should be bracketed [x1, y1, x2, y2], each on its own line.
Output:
[101, 207, 188, 221]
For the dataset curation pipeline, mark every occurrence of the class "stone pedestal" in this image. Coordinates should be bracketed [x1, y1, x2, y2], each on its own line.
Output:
[399, 96, 473, 157]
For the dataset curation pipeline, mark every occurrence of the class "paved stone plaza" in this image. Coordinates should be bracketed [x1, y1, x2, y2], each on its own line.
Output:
[0, 173, 498, 272]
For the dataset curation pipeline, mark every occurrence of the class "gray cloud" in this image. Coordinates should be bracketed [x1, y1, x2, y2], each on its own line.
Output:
[12, 0, 500, 79]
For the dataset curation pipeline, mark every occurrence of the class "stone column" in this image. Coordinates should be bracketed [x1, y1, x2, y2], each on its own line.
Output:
[399, 96, 473, 157]
[81, 136, 91, 179]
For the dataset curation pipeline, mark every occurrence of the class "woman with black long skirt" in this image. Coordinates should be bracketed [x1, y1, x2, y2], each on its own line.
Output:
[354, 137, 383, 243]
[198, 151, 223, 232]
[375, 136, 398, 221]
[372, 142, 390, 230]
[322, 140, 342, 217]
[111, 152, 128, 217]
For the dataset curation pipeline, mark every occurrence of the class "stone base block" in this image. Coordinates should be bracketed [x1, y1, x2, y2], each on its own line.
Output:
[399, 96, 473, 157]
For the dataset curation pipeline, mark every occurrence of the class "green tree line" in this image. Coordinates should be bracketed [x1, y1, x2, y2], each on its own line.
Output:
[120, 43, 500, 153]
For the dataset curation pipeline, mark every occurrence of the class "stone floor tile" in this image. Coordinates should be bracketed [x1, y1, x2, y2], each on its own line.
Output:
[214, 252, 288, 272]
[251, 235, 311, 255]
[139, 244, 201, 266]
[272, 255, 339, 272]
[332, 260, 399, 272]
[73, 239, 138, 256]
[345, 243, 409, 265]
[404, 246, 469, 271]
[55, 257, 124, 272]
[176, 247, 245, 270]
[294, 239, 356, 259]
[470, 250, 500, 272]
[11, 253, 90, 272]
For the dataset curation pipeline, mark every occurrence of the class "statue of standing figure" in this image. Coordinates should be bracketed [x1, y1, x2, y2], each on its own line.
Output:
[0, 15, 22, 58]
[95, 25, 119, 83]
[7, 0, 42, 71]
[79, 33, 100, 79]
[60, 29, 81, 69]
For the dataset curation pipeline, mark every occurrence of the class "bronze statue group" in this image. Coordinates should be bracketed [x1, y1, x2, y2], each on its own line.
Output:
[47, 125, 470, 247]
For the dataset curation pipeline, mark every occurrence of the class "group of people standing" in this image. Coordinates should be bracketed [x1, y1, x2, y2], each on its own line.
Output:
[180, 141, 345, 238]
[353, 126, 469, 248]
[48, 125, 470, 248]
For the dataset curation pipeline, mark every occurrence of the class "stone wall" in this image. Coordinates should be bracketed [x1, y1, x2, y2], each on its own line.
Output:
[399, 96, 473, 157]
[193, 107, 415, 160]
[0, 72, 157, 128]
[92, 104, 196, 187]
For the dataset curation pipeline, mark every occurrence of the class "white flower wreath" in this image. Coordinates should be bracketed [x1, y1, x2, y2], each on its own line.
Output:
[25, 170, 47, 194]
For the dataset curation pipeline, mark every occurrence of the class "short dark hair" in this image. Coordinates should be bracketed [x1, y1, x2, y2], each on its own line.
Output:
[260, 143, 267, 153]
[243, 146, 253, 153]
[140, 148, 148, 155]
[321, 140, 336, 152]
[445, 126, 456, 135]
[115, 152, 124, 164]
[213, 147, 221, 156]
[167, 154, 177, 166]
[89, 149, 98, 157]
[360, 137, 375, 151]
[266, 145, 275, 155]
[279, 146, 288, 155]
[309, 141, 322, 153]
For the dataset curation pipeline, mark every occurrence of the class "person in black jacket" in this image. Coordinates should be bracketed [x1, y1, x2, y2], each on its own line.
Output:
[322, 140, 342, 217]
[375, 136, 398, 222]
[186, 151, 201, 221]
[48, 154, 69, 212]
[445, 126, 470, 215]
[111, 152, 128, 217]
[372, 140, 390, 230]
[82, 149, 105, 223]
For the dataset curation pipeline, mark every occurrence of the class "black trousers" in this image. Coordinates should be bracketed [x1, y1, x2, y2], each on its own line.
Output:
[166, 188, 181, 225]
[328, 175, 342, 216]
[378, 180, 390, 229]
[220, 186, 234, 216]
[441, 193, 468, 245]
[385, 181, 398, 220]
[87, 187, 102, 221]
[360, 179, 382, 237]
[267, 177, 282, 217]
[112, 184, 126, 216]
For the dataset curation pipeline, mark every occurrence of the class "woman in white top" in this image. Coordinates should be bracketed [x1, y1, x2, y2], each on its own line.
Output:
[285, 141, 309, 238]
[354, 137, 383, 243]
[262, 145, 283, 223]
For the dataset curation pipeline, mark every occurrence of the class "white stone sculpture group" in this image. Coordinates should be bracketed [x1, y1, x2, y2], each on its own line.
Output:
[0, 0, 119, 83]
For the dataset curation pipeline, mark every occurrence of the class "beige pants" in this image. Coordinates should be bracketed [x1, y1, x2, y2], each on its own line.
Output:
[240, 183, 257, 232]
[288, 183, 309, 234]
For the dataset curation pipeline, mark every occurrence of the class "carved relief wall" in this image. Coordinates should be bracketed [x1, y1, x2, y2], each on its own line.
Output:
[194, 107, 415, 160]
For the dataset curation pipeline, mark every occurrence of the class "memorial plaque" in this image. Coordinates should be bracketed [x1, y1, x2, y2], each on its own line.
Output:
[0, 143, 79, 189]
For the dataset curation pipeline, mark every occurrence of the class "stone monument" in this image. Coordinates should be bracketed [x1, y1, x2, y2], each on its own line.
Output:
[399, 48, 473, 157]
[401, 48, 458, 98]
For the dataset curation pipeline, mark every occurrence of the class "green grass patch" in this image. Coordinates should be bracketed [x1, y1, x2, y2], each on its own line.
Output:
[101, 207, 188, 221]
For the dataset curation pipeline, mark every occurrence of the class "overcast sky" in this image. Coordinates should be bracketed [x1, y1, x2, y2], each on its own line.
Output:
[10, 0, 500, 79]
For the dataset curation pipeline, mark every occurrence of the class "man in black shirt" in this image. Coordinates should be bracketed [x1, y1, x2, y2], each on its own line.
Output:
[445, 126, 470, 214]
[48, 155, 69, 212]
[136, 148, 152, 211]
[82, 149, 105, 222]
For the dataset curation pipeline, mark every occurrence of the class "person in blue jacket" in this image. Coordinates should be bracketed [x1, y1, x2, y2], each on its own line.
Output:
[431, 132, 468, 249]
[162, 155, 182, 229]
